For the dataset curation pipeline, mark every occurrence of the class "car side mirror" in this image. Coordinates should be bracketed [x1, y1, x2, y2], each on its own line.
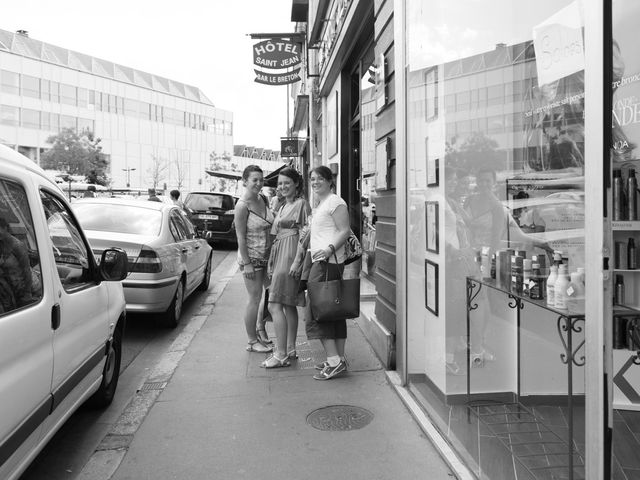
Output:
[99, 248, 128, 281]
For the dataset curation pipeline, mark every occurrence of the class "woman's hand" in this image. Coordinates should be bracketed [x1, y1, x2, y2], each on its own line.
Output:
[312, 246, 333, 262]
[289, 259, 302, 277]
[243, 263, 255, 280]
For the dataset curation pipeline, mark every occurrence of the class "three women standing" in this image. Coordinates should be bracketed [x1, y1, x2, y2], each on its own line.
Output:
[234, 165, 274, 354]
[261, 168, 311, 368]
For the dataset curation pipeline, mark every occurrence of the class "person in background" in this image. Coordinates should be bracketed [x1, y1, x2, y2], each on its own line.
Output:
[234, 165, 274, 353]
[260, 168, 311, 368]
[83, 185, 96, 198]
[170, 189, 184, 208]
[292, 165, 352, 380]
[269, 185, 285, 214]
[148, 188, 161, 202]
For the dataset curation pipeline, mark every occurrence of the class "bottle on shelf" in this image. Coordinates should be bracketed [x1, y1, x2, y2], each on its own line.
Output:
[523, 259, 532, 296]
[529, 263, 544, 300]
[616, 241, 627, 269]
[628, 238, 637, 270]
[613, 169, 625, 221]
[481, 247, 491, 280]
[553, 250, 563, 267]
[566, 271, 585, 313]
[547, 265, 558, 307]
[615, 275, 625, 305]
[554, 264, 570, 310]
[490, 253, 496, 280]
[511, 254, 523, 295]
[577, 267, 585, 285]
[628, 168, 638, 221]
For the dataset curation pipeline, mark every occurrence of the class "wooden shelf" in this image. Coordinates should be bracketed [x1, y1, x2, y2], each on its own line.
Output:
[614, 269, 640, 273]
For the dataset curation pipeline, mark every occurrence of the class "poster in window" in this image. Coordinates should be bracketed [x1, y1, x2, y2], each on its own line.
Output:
[425, 259, 439, 316]
[327, 90, 338, 158]
[425, 201, 439, 253]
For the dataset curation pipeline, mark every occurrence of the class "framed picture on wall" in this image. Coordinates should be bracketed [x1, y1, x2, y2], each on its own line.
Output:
[327, 90, 338, 158]
[425, 259, 439, 316]
[425, 201, 439, 253]
[427, 157, 439, 186]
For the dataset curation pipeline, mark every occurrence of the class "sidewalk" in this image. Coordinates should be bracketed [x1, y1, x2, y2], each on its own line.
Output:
[109, 270, 455, 480]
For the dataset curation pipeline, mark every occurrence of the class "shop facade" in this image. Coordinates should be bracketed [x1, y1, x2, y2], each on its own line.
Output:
[296, 0, 640, 478]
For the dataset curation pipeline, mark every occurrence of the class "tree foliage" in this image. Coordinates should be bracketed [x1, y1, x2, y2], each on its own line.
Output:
[40, 128, 110, 185]
[444, 132, 506, 175]
[147, 155, 168, 189]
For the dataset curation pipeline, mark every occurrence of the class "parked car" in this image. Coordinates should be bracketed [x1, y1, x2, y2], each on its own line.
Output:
[72, 198, 213, 327]
[183, 191, 238, 246]
[0, 145, 128, 480]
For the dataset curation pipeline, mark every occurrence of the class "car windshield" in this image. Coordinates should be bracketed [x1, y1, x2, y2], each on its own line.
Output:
[185, 193, 235, 211]
[73, 203, 163, 236]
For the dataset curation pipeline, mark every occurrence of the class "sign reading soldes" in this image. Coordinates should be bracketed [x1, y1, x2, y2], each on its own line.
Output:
[253, 40, 301, 69]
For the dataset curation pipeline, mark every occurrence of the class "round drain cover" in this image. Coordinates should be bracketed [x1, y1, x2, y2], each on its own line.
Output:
[306, 405, 374, 431]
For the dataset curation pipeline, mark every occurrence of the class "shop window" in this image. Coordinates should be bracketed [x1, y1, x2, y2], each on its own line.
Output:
[0, 105, 19, 126]
[21, 108, 40, 129]
[21, 75, 40, 99]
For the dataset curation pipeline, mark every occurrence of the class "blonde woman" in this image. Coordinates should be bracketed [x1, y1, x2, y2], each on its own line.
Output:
[234, 165, 273, 353]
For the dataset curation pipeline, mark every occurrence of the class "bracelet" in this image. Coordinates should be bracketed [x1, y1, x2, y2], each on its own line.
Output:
[328, 244, 336, 254]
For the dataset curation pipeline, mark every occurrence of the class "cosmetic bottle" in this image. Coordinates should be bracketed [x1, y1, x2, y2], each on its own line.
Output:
[547, 265, 558, 307]
[554, 264, 570, 310]
[523, 259, 532, 295]
[481, 247, 491, 279]
[628, 168, 638, 221]
[511, 255, 523, 295]
[628, 238, 637, 270]
[529, 263, 544, 300]
[565, 271, 585, 313]
[490, 254, 496, 280]
[615, 275, 625, 305]
[613, 169, 625, 220]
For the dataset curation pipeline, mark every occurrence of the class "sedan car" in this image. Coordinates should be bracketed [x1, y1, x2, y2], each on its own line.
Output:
[183, 192, 237, 246]
[73, 198, 212, 327]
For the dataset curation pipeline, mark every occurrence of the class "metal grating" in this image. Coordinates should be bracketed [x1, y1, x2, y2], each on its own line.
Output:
[469, 402, 585, 480]
[139, 382, 167, 392]
[307, 405, 374, 431]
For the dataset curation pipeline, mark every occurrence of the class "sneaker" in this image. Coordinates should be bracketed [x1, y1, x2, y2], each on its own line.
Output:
[313, 360, 347, 380]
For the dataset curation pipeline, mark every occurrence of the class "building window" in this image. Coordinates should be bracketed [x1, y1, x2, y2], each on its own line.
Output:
[21, 75, 40, 99]
[77, 87, 88, 108]
[41, 112, 59, 131]
[1, 70, 19, 95]
[77, 117, 94, 134]
[60, 83, 77, 106]
[0, 105, 19, 126]
[60, 114, 76, 130]
[21, 108, 40, 129]
[50, 81, 60, 103]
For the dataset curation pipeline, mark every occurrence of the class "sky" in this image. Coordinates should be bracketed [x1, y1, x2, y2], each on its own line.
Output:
[1, 0, 296, 151]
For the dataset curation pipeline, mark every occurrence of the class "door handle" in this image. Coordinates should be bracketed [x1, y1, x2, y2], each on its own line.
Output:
[51, 304, 61, 330]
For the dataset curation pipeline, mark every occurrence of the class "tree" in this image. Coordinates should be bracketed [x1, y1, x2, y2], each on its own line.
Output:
[445, 132, 506, 175]
[173, 154, 187, 190]
[208, 151, 235, 192]
[147, 155, 168, 189]
[41, 128, 110, 185]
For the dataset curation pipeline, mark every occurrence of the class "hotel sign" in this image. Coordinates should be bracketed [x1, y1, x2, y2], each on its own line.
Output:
[253, 40, 301, 69]
[252, 37, 302, 86]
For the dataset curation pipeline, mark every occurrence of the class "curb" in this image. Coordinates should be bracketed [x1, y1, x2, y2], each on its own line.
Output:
[76, 253, 239, 480]
[386, 371, 475, 480]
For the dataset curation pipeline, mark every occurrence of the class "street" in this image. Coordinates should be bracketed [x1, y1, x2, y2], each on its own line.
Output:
[19, 247, 236, 480]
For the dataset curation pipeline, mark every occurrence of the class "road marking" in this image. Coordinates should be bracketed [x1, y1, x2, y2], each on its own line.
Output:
[77, 251, 239, 480]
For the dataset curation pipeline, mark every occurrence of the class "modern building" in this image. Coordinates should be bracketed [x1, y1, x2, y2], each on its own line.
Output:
[0, 28, 233, 191]
[287, 0, 637, 478]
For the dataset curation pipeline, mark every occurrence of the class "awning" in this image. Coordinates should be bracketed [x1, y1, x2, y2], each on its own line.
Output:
[205, 169, 243, 180]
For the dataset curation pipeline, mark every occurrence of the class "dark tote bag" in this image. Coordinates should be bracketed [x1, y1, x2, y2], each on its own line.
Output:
[307, 252, 360, 323]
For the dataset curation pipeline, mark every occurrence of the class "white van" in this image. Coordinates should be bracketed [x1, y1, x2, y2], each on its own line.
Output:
[0, 145, 128, 480]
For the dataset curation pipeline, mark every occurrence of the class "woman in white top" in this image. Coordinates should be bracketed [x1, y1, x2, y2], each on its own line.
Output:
[293, 165, 351, 380]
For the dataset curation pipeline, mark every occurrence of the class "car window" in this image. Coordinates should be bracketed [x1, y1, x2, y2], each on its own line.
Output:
[0, 178, 43, 315]
[40, 191, 93, 291]
[176, 210, 196, 239]
[169, 211, 187, 241]
[73, 203, 162, 236]
[185, 193, 234, 211]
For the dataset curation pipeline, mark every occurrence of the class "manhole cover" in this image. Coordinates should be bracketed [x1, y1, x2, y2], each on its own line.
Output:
[306, 405, 374, 431]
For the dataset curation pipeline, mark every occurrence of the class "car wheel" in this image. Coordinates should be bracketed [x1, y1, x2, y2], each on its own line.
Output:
[163, 279, 184, 328]
[198, 254, 212, 291]
[87, 324, 122, 408]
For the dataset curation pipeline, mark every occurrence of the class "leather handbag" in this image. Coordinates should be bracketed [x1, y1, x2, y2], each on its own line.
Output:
[307, 251, 360, 322]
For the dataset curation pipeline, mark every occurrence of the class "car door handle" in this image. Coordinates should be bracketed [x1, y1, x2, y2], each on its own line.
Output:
[51, 303, 61, 330]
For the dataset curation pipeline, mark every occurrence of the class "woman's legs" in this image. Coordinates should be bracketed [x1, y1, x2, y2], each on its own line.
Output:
[243, 269, 265, 342]
[268, 302, 288, 358]
[284, 305, 298, 353]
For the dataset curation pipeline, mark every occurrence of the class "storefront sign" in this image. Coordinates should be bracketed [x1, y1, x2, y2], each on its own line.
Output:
[254, 68, 301, 85]
[280, 138, 299, 157]
[253, 40, 301, 69]
[533, 1, 584, 86]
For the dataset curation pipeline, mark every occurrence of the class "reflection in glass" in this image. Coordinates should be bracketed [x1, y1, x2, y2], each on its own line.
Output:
[74, 204, 162, 236]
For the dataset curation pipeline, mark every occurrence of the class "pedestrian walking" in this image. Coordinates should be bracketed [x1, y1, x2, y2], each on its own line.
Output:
[297, 165, 352, 380]
[261, 168, 311, 368]
[170, 189, 184, 209]
[148, 188, 161, 202]
[234, 165, 274, 353]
